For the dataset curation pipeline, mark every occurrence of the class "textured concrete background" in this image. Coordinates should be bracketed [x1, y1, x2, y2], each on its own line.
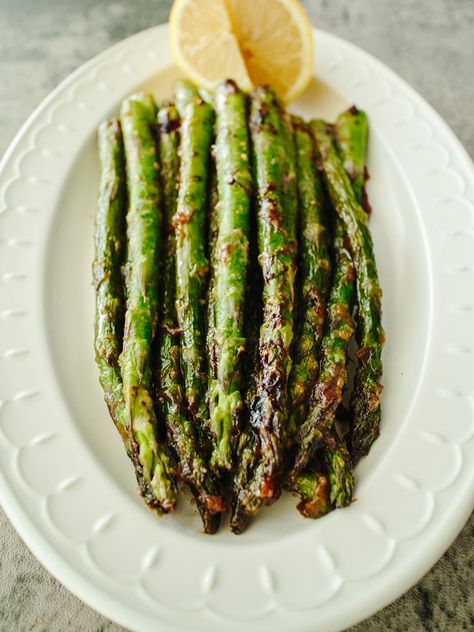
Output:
[0, 1, 473, 630]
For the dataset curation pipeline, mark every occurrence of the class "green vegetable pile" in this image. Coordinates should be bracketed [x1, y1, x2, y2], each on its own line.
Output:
[93, 79, 384, 534]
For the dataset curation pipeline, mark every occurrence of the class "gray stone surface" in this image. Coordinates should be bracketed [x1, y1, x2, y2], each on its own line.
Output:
[0, 1, 473, 630]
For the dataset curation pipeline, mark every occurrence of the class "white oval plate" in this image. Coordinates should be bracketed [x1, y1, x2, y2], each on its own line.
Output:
[0, 24, 473, 632]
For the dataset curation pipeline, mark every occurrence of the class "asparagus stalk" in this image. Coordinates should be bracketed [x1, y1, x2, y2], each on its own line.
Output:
[205, 165, 219, 391]
[318, 106, 370, 505]
[93, 118, 128, 445]
[290, 220, 356, 476]
[175, 83, 221, 539]
[334, 107, 374, 451]
[207, 80, 252, 473]
[230, 179, 262, 534]
[230, 425, 259, 533]
[205, 167, 221, 542]
[201, 82, 219, 382]
[287, 117, 331, 441]
[156, 104, 223, 532]
[311, 120, 384, 464]
[244, 86, 298, 505]
[174, 78, 200, 116]
[286, 470, 331, 519]
[174, 98, 214, 430]
[322, 434, 354, 508]
[334, 106, 371, 214]
[119, 93, 177, 513]
[198, 87, 215, 107]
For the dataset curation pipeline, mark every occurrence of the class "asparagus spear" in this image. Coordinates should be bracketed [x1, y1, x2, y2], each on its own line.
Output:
[322, 434, 354, 508]
[334, 106, 371, 214]
[244, 86, 298, 504]
[93, 118, 128, 445]
[287, 117, 331, 441]
[174, 78, 200, 116]
[286, 470, 331, 519]
[207, 80, 252, 473]
[192, 78, 218, 384]
[230, 425, 259, 533]
[320, 107, 369, 503]
[155, 104, 223, 532]
[206, 166, 226, 537]
[198, 87, 215, 107]
[119, 93, 177, 513]
[206, 165, 219, 380]
[334, 108, 374, 465]
[230, 179, 262, 534]
[174, 98, 214, 430]
[311, 120, 384, 464]
[290, 221, 356, 476]
[175, 81, 221, 536]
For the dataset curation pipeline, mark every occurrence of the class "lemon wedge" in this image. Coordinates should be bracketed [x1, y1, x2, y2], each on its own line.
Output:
[169, 0, 314, 102]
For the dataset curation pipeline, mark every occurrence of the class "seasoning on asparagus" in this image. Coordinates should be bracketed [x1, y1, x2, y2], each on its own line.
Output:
[207, 80, 252, 473]
[93, 118, 128, 446]
[155, 104, 223, 532]
[287, 117, 331, 441]
[119, 93, 177, 513]
[174, 97, 214, 431]
[244, 86, 298, 504]
[290, 219, 356, 477]
[311, 119, 384, 465]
